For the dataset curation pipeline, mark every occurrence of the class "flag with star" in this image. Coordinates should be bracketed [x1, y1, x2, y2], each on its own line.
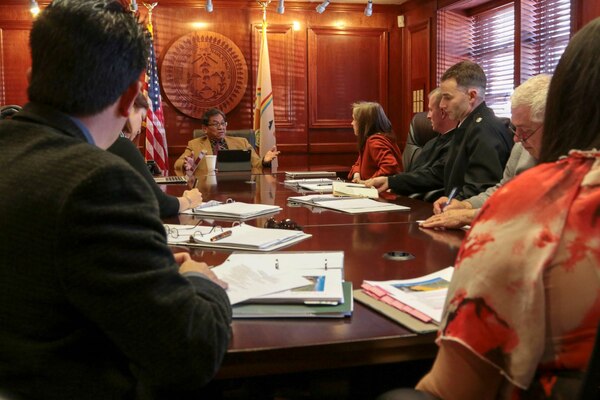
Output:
[143, 21, 168, 175]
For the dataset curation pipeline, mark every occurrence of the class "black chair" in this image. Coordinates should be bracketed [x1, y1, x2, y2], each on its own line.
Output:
[403, 112, 438, 173]
[0, 104, 22, 120]
[578, 321, 600, 399]
[192, 128, 256, 149]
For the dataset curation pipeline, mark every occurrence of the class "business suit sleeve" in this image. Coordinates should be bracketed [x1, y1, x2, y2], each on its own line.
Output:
[108, 137, 179, 218]
[56, 164, 232, 393]
[387, 136, 449, 195]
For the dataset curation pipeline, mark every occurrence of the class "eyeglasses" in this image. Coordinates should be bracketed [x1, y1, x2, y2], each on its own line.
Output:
[510, 123, 541, 143]
[207, 121, 228, 128]
[264, 217, 302, 231]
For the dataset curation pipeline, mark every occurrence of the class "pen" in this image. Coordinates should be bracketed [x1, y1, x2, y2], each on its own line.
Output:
[210, 230, 232, 242]
[442, 187, 458, 211]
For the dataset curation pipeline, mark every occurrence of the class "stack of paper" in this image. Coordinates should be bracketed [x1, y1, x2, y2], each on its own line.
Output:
[332, 181, 379, 199]
[287, 194, 410, 214]
[180, 201, 281, 221]
[284, 178, 336, 192]
[285, 171, 337, 179]
[355, 267, 454, 333]
[164, 223, 311, 251]
[211, 251, 352, 318]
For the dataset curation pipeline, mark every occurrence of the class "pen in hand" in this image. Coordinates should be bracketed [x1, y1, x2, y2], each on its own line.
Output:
[210, 230, 232, 242]
[442, 187, 458, 212]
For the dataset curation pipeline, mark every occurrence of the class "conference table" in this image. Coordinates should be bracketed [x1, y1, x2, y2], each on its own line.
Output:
[163, 171, 465, 386]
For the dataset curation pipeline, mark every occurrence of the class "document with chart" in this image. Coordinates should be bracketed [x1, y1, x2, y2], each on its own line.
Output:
[361, 266, 454, 323]
[221, 251, 345, 304]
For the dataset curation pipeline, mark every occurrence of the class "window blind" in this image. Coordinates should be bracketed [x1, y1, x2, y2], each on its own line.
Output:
[437, 0, 571, 117]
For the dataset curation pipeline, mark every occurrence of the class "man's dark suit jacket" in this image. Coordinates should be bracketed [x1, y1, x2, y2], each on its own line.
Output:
[0, 103, 232, 400]
[108, 137, 180, 218]
[443, 102, 513, 200]
[387, 130, 455, 195]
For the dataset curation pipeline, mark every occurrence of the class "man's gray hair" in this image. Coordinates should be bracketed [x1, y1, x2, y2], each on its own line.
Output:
[511, 74, 552, 123]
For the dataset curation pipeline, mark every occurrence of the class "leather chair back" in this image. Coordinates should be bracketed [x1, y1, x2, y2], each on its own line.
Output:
[403, 112, 437, 172]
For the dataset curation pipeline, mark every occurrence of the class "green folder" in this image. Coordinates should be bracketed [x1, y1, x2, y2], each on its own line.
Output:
[233, 282, 353, 318]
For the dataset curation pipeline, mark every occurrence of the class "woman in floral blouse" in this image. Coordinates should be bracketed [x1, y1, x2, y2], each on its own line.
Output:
[411, 17, 600, 400]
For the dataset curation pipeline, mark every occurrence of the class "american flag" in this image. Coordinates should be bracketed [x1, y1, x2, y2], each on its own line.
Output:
[143, 22, 168, 175]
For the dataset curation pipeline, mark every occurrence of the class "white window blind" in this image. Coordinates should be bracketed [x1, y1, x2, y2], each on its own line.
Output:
[437, 0, 571, 117]
[521, 0, 571, 79]
[472, 4, 515, 117]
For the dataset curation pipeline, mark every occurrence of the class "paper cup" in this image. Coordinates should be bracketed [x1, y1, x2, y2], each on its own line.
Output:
[205, 155, 217, 174]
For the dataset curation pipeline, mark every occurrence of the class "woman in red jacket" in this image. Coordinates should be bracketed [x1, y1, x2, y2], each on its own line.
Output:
[348, 102, 403, 182]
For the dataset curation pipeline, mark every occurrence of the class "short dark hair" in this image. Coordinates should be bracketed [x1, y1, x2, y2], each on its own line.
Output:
[441, 60, 487, 95]
[352, 102, 394, 151]
[540, 17, 600, 162]
[28, 0, 149, 116]
[201, 108, 226, 126]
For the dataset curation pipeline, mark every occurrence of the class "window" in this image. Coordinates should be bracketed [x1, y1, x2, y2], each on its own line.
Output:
[437, 0, 571, 117]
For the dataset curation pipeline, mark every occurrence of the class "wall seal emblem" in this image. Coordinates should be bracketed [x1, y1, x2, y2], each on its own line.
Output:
[161, 31, 248, 118]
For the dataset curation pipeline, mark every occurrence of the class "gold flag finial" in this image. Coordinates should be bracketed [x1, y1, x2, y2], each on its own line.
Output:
[143, 2, 158, 26]
[257, 0, 271, 24]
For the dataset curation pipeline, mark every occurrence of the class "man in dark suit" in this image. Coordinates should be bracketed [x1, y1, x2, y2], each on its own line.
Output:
[367, 62, 512, 202]
[438, 60, 513, 200]
[0, 1, 231, 399]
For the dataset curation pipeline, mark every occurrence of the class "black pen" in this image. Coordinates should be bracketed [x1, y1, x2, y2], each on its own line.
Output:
[442, 187, 458, 211]
[210, 230, 232, 242]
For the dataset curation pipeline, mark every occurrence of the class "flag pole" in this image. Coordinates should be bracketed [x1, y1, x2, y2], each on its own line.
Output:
[254, 0, 277, 170]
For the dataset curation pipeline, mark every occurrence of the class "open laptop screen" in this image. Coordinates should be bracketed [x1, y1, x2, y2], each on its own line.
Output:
[216, 149, 252, 171]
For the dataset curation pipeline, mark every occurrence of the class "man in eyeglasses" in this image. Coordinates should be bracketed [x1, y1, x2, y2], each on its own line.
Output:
[421, 74, 551, 229]
[174, 107, 280, 175]
[0, 1, 231, 399]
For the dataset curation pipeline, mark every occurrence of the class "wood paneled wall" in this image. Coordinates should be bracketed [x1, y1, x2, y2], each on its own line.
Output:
[0, 0, 597, 172]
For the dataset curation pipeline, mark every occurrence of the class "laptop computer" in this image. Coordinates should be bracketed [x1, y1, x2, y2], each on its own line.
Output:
[217, 149, 252, 172]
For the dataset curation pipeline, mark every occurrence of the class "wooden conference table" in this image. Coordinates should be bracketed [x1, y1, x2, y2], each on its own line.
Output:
[164, 172, 465, 381]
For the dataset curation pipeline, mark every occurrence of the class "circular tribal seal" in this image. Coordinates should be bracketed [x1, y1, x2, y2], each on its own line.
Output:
[161, 31, 248, 118]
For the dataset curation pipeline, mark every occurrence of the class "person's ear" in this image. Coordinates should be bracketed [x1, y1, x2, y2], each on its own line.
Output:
[467, 88, 478, 104]
[117, 81, 141, 118]
[26, 68, 32, 83]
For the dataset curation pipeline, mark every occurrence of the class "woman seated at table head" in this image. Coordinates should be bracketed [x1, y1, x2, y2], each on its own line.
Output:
[107, 92, 203, 218]
[348, 102, 403, 183]
[174, 108, 280, 175]
[381, 17, 600, 400]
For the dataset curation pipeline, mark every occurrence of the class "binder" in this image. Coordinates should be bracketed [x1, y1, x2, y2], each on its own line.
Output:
[354, 290, 438, 333]
[233, 282, 353, 318]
